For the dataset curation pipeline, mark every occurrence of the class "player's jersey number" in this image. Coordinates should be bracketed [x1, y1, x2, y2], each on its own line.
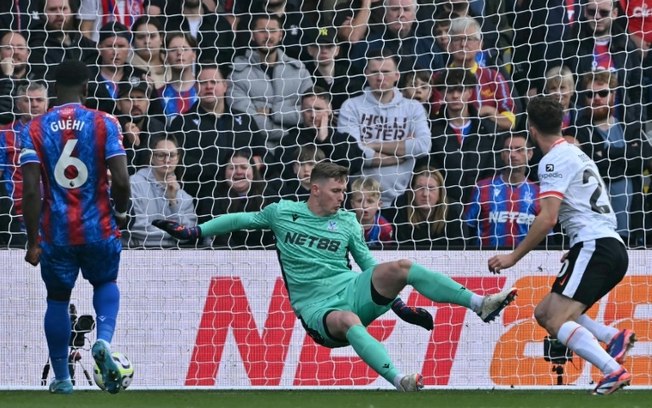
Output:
[582, 168, 611, 214]
[54, 139, 88, 189]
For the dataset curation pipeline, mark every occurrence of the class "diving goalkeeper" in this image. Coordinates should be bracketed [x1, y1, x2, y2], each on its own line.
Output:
[153, 161, 517, 391]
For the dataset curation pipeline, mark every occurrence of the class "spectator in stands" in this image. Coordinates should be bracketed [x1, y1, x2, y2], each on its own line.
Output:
[228, 13, 313, 146]
[465, 133, 540, 249]
[158, 0, 235, 71]
[424, 0, 509, 67]
[234, 0, 314, 62]
[618, 0, 652, 57]
[0, 32, 31, 125]
[617, 0, 652, 121]
[333, 0, 383, 59]
[273, 87, 365, 180]
[338, 49, 431, 207]
[169, 65, 267, 200]
[155, 0, 205, 39]
[444, 16, 516, 131]
[196, 148, 275, 248]
[0, 0, 38, 32]
[28, 0, 98, 81]
[130, 16, 167, 90]
[512, 1, 571, 98]
[400, 70, 434, 116]
[349, 0, 444, 74]
[391, 166, 467, 248]
[128, 134, 199, 248]
[115, 77, 166, 174]
[543, 66, 579, 138]
[143, 0, 164, 14]
[304, 27, 364, 116]
[87, 22, 147, 116]
[349, 177, 394, 247]
[0, 82, 48, 246]
[575, 71, 649, 244]
[333, 0, 374, 43]
[79, 0, 145, 42]
[156, 32, 198, 126]
[566, 0, 645, 124]
[277, 145, 326, 201]
[428, 67, 499, 204]
[432, 14, 453, 67]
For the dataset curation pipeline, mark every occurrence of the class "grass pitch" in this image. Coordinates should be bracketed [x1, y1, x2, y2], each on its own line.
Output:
[1, 390, 651, 408]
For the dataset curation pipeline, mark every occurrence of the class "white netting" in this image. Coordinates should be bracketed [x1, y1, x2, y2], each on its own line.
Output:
[1, 249, 651, 389]
[0, 0, 650, 389]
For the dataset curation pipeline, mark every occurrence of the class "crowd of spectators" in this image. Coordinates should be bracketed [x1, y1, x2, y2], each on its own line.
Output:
[1, 0, 651, 250]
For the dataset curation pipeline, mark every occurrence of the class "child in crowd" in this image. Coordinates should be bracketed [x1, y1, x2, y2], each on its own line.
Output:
[349, 177, 393, 247]
[432, 15, 452, 65]
[278, 145, 326, 201]
[543, 65, 577, 137]
[401, 70, 434, 116]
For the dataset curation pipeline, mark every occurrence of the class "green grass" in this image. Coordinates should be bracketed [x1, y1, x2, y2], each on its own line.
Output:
[1, 390, 651, 408]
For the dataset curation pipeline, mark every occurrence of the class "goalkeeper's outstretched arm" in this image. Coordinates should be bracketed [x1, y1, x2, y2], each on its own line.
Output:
[152, 212, 264, 240]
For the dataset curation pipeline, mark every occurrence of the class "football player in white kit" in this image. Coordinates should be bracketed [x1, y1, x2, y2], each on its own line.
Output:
[488, 96, 635, 395]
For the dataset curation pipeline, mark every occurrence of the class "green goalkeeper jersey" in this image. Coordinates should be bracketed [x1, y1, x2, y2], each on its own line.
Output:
[199, 200, 377, 313]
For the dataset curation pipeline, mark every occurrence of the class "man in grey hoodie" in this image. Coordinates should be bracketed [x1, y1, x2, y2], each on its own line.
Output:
[228, 13, 313, 147]
[338, 49, 431, 206]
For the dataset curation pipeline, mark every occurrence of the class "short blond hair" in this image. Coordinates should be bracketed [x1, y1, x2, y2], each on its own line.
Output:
[351, 177, 381, 199]
[544, 65, 575, 92]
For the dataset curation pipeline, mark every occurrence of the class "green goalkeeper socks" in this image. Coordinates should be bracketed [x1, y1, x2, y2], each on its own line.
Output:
[407, 263, 473, 308]
[346, 324, 400, 384]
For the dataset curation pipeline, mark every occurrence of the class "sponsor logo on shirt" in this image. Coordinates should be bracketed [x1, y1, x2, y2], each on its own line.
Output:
[489, 211, 536, 225]
[540, 172, 563, 179]
[284, 232, 341, 252]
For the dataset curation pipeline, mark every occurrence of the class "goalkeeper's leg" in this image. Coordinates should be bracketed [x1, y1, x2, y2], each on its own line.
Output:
[373, 260, 516, 322]
[328, 311, 423, 391]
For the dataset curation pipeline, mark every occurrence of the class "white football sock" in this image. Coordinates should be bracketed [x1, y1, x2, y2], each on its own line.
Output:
[576, 314, 619, 344]
[393, 373, 405, 390]
[470, 294, 483, 313]
[557, 321, 620, 375]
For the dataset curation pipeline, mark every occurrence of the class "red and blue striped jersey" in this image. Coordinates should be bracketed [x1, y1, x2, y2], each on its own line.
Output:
[465, 175, 540, 248]
[363, 213, 394, 246]
[157, 83, 198, 121]
[19, 103, 126, 246]
[0, 120, 28, 216]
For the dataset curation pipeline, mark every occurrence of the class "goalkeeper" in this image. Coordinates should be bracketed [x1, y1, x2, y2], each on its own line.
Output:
[154, 162, 516, 391]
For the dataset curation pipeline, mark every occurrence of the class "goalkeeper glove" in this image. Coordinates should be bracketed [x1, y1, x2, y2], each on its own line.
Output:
[391, 298, 434, 331]
[152, 219, 201, 241]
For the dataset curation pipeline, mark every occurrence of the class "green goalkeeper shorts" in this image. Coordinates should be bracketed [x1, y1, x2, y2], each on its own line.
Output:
[298, 266, 392, 348]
